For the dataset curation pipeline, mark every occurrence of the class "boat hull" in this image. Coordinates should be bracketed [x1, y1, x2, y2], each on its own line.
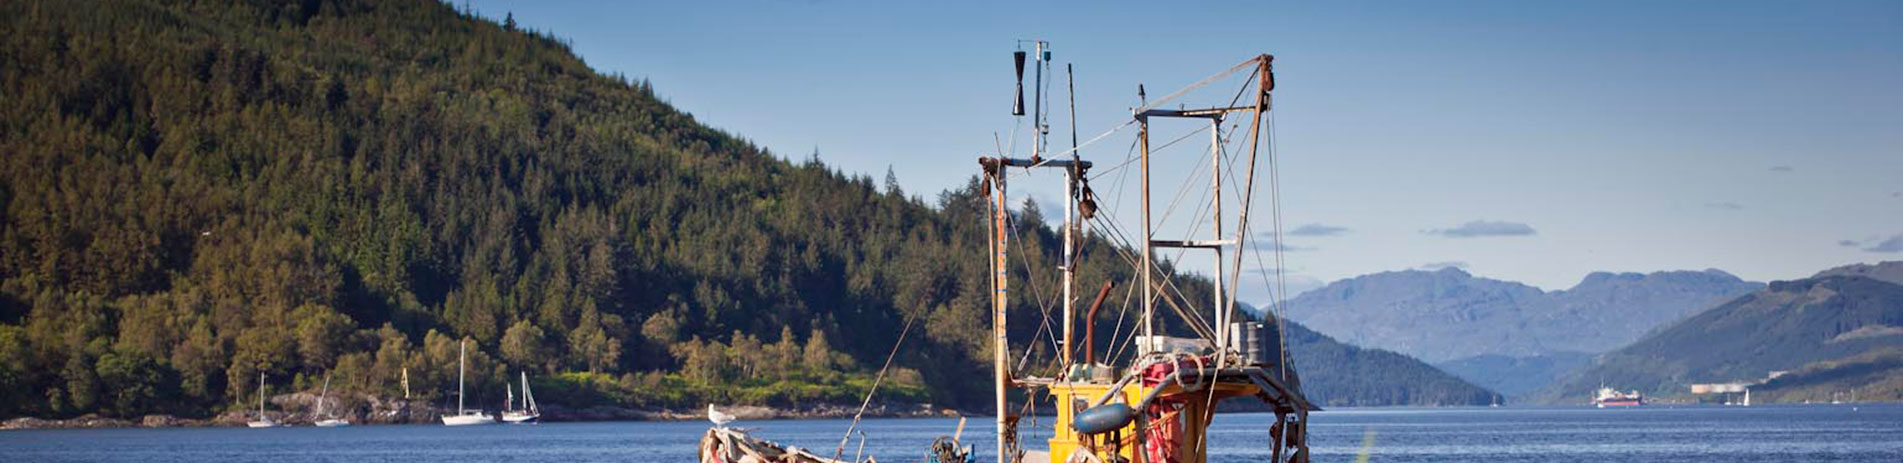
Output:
[441, 413, 494, 426]
[1596, 398, 1643, 408]
[501, 412, 539, 424]
[246, 421, 276, 428]
[315, 419, 351, 427]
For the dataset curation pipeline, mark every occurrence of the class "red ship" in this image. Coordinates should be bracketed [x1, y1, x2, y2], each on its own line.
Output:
[1594, 387, 1644, 407]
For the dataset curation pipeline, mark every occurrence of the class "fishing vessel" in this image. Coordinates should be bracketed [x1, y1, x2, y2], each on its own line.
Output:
[1593, 387, 1643, 408]
[441, 340, 495, 426]
[702, 44, 1313, 463]
[315, 374, 350, 427]
[502, 372, 541, 424]
[246, 373, 277, 428]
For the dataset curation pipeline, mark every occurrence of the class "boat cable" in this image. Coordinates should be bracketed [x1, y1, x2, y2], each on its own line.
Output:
[1077, 204, 1222, 346]
[831, 306, 923, 462]
[1087, 123, 1210, 183]
[1079, 198, 1220, 344]
[1267, 110, 1294, 381]
[1001, 193, 1069, 371]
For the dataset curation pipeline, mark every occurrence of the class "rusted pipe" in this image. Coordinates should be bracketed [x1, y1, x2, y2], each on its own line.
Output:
[1083, 280, 1115, 364]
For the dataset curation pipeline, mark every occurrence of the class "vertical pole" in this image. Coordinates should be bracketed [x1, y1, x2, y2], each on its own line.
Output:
[1033, 42, 1045, 159]
[989, 170, 1011, 463]
[1061, 64, 1078, 369]
[457, 339, 466, 415]
[1210, 118, 1226, 350]
[1139, 116, 1154, 344]
[1226, 56, 1272, 366]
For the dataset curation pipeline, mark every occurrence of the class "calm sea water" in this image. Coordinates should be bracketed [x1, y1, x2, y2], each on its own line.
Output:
[3, 405, 1899, 462]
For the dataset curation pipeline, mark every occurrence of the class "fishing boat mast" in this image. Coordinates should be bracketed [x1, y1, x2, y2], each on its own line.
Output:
[987, 39, 1097, 463]
[982, 49, 1310, 463]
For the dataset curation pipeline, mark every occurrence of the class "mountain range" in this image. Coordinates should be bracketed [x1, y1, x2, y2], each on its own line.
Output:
[1281, 267, 1762, 396]
[1540, 261, 1903, 403]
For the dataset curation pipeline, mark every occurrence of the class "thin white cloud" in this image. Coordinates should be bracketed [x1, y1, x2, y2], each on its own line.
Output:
[1704, 201, 1744, 210]
[1423, 220, 1537, 238]
[1287, 223, 1349, 237]
[1250, 233, 1315, 252]
[1417, 261, 1470, 270]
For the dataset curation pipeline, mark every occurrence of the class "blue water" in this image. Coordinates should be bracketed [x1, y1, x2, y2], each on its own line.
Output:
[3, 405, 1899, 462]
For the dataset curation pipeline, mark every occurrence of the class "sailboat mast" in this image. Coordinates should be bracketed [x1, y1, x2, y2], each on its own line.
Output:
[522, 371, 535, 412]
[258, 373, 266, 417]
[457, 340, 466, 414]
[319, 375, 331, 417]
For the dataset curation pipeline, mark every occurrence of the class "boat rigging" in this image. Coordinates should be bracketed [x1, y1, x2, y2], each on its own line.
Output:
[702, 43, 1313, 463]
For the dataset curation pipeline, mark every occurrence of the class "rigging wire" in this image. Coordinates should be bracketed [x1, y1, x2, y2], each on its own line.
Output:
[831, 306, 923, 461]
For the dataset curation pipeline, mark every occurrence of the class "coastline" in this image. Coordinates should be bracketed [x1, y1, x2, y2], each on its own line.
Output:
[2, 394, 958, 430]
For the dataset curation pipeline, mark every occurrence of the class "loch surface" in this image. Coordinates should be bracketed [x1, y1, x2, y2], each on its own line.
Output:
[3, 404, 1900, 462]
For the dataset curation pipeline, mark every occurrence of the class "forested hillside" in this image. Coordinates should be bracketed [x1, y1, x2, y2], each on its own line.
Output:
[1283, 321, 1501, 406]
[0, 0, 1490, 420]
[0, 0, 1194, 419]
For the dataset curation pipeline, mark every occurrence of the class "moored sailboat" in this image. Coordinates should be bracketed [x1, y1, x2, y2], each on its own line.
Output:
[246, 373, 277, 428]
[501, 372, 540, 424]
[441, 340, 495, 426]
[315, 374, 350, 427]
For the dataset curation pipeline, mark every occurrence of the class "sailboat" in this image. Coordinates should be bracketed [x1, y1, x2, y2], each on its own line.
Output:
[440, 340, 495, 426]
[246, 373, 277, 428]
[315, 374, 351, 427]
[501, 372, 540, 424]
[700, 47, 1314, 463]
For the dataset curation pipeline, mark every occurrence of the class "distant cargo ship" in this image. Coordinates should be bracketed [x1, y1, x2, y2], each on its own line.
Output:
[1594, 387, 1644, 407]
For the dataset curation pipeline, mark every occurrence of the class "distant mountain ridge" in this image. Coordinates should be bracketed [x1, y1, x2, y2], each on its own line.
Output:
[1284, 267, 1763, 362]
[1540, 261, 1903, 403]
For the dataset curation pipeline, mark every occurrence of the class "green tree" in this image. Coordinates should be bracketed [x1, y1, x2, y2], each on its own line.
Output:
[169, 317, 225, 401]
[62, 353, 98, 413]
[95, 349, 172, 417]
[292, 304, 353, 371]
[802, 328, 835, 373]
[567, 306, 620, 372]
[499, 319, 548, 372]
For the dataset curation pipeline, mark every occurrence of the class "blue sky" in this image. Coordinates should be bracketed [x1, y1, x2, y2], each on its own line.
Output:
[465, 0, 1903, 303]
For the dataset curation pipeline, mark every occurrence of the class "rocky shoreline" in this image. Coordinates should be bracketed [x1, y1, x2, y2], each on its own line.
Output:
[1, 392, 958, 430]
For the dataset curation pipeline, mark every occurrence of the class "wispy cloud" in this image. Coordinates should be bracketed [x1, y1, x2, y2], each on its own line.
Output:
[1867, 234, 1903, 253]
[1704, 201, 1744, 210]
[1287, 223, 1349, 237]
[1423, 220, 1537, 238]
[1417, 261, 1469, 270]
[1770, 165, 1795, 173]
[1250, 233, 1316, 252]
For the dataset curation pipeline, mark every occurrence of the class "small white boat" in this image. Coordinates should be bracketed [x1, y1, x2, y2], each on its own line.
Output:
[246, 373, 277, 428]
[501, 372, 540, 424]
[314, 374, 350, 427]
[441, 340, 494, 426]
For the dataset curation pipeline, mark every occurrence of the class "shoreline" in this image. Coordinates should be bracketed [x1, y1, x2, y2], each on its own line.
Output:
[1, 401, 962, 431]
